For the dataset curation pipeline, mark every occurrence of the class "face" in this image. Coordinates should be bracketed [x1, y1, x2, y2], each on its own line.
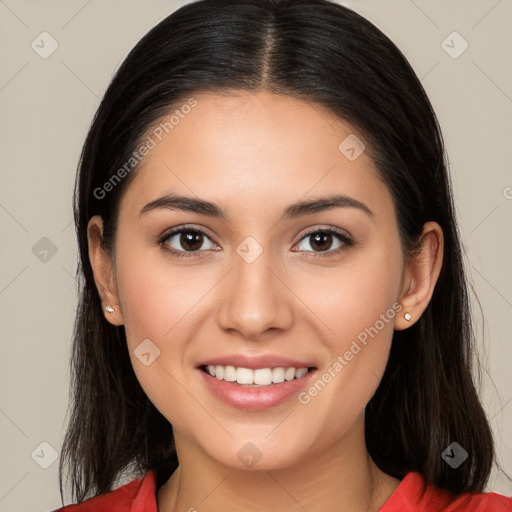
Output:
[95, 91, 411, 470]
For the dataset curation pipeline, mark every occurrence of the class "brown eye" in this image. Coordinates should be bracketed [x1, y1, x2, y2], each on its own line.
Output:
[295, 228, 353, 257]
[160, 227, 218, 257]
[308, 232, 335, 252]
[177, 231, 204, 251]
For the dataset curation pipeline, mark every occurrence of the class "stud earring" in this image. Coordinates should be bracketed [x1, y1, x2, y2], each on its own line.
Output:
[404, 312, 412, 321]
[103, 305, 115, 313]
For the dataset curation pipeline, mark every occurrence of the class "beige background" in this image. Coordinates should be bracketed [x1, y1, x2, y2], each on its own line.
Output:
[0, 0, 511, 510]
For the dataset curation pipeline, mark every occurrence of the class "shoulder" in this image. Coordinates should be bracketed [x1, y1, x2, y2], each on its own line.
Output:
[380, 471, 512, 512]
[49, 469, 158, 512]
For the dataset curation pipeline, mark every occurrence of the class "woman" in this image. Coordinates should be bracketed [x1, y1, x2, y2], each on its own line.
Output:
[53, 0, 512, 510]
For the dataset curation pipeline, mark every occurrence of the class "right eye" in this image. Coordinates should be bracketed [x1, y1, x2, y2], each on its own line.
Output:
[159, 226, 219, 258]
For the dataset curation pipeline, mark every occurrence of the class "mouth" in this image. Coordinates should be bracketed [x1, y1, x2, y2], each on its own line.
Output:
[197, 363, 318, 410]
[198, 364, 317, 387]
[195, 354, 319, 410]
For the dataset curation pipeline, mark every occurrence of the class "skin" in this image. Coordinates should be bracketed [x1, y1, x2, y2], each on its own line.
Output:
[88, 91, 443, 511]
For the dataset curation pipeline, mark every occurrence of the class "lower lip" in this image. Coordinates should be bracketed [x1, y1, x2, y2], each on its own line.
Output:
[197, 367, 317, 411]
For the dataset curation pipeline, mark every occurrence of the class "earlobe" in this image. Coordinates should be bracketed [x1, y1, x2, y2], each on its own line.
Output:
[395, 221, 444, 331]
[87, 215, 124, 326]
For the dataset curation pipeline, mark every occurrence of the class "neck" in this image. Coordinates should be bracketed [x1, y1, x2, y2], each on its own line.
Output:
[157, 418, 400, 512]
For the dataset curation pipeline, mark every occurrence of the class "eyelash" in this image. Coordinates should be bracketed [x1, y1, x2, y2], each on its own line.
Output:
[158, 225, 354, 259]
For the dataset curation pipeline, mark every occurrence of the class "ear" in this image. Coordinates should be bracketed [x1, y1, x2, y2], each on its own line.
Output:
[87, 215, 124, 326]
[394, 221, 444, 330]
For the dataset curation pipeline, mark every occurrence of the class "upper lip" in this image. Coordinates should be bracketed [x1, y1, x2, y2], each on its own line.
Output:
[197, 354, 317, 370]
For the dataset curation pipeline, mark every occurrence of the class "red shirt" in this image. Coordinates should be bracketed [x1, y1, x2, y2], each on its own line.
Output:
[52, 469, 512, 511]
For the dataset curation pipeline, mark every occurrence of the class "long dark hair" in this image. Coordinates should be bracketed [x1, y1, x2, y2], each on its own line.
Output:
[59, 0, 494, 503]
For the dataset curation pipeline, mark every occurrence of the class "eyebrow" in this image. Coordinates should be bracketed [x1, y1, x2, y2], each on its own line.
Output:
[140, 192, 374, 220]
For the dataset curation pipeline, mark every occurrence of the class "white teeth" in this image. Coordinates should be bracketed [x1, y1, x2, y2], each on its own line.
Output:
[254, 368, 273, 385]
[295, 368, 308, 379]
[215, 365, 224, 379]
[204, 365, 310, 386]
[272, 367, 285, 383]
[236, 367, 253, 384]
[223, 365, 236, 382]
[284, 367, 296, 381]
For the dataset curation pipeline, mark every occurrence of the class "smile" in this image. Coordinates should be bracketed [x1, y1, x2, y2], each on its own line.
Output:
[197, 363, 317, 411]
[201, 364, 312, 386]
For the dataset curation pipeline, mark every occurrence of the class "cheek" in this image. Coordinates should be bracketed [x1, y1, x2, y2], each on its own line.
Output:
[112, 241, 209, 431]
[294, 239, 403, 428]
[114, 236, 210, 347]
[111, 231, 237, 410]
[312, 234, 403, 347]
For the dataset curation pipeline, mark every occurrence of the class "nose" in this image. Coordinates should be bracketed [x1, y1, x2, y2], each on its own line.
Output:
[216, 245, 294, 340]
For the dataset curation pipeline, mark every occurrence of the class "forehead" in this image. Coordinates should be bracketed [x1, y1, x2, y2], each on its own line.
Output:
[118, 91, 393, 222]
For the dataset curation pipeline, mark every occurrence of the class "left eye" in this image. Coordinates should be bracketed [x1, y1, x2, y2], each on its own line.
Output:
[294, 229, 353, 255]
[160, 228, 218, 256]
